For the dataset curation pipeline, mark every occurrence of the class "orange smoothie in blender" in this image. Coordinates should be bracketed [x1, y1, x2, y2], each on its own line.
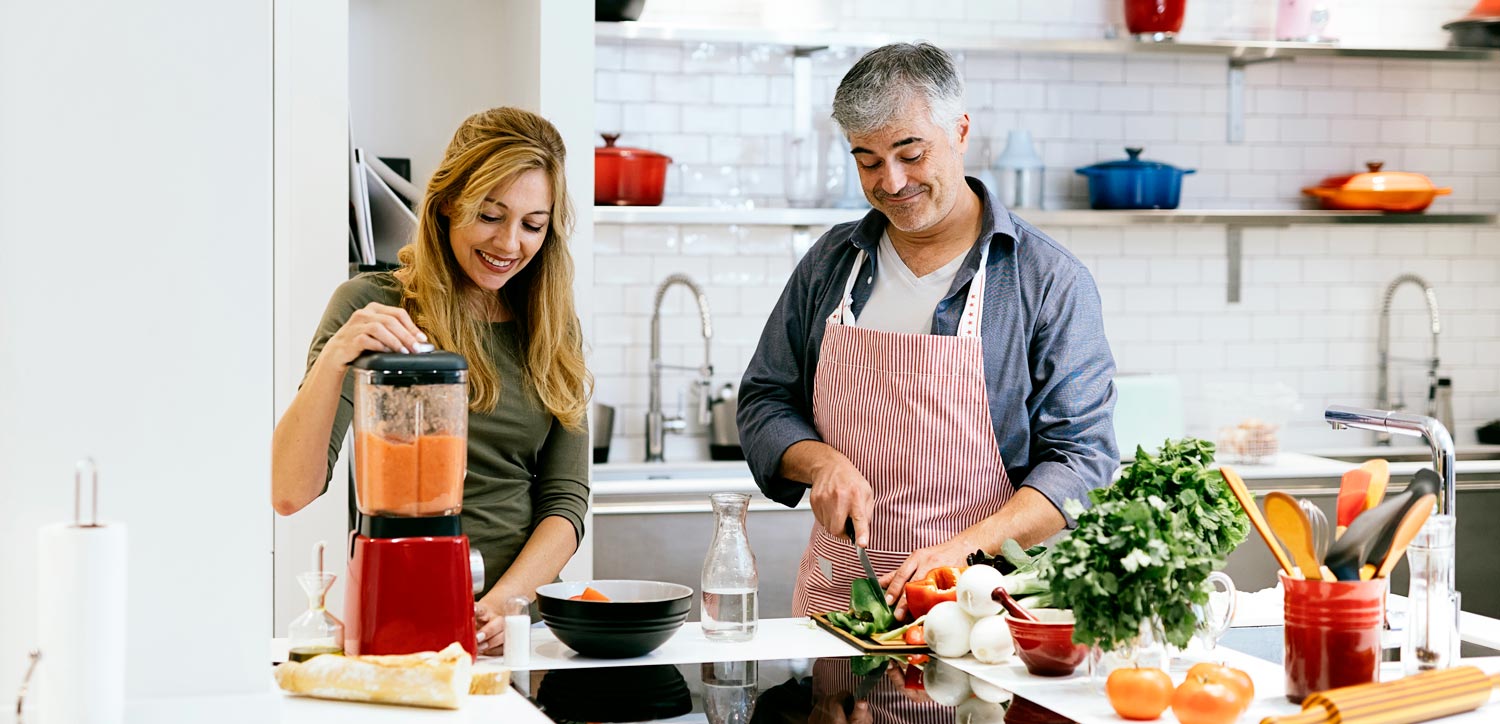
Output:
[355, 432, 466, 516]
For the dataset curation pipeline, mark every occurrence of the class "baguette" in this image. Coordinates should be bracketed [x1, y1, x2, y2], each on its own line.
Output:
[273, 642, 472, 709]
[469, 668, 512, 695]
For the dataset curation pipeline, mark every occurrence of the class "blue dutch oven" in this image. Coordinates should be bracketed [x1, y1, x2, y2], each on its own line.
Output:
[1075, 147, 1195, 210]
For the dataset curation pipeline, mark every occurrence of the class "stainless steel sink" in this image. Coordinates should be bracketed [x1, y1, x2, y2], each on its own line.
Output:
[1312, 447, 1500, 464]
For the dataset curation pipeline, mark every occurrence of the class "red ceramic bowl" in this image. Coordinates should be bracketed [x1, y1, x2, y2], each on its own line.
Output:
[1004, 610, 1088, 677]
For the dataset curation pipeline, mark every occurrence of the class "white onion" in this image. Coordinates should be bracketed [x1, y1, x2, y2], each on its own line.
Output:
[968, 616, 1015, 664]
[923, 601, 976, 658]
[956, 565, 1006, 618]
[969, 676, 1013, 704]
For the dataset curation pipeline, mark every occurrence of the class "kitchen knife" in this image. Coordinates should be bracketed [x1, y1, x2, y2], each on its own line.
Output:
[845, 518, 895, 619]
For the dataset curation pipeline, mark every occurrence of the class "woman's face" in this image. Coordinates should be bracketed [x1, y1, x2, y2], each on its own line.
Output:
[447, 168, 552, 293]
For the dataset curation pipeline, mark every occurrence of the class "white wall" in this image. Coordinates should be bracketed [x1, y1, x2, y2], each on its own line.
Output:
[593, 2, 1500, 461]
[0, 0, 272, 698]
[272, 0, 352, 636]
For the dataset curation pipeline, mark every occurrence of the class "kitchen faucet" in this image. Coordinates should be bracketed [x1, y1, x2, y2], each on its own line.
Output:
[646, 274, 713, 462]
[1325, 405, 1456, 519]
[1375, 274, 1441, 446]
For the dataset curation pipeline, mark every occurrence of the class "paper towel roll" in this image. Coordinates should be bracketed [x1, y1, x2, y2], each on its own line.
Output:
[36, 521, 127, 724]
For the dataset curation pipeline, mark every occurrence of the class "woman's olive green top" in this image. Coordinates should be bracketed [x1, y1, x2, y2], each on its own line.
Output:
[306, 272, 588, 596]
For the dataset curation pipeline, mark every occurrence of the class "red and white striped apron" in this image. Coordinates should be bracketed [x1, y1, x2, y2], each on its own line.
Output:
[793, 242, 1014, 616]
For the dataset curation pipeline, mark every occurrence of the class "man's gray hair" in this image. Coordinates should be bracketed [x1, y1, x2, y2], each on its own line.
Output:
[831, 43, 965, 139]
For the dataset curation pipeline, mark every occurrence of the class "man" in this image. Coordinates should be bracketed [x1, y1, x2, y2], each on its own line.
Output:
[737, 43, 1117, 619]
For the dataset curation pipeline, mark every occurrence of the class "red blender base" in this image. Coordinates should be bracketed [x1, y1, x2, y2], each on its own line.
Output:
[345, 534, 477, 659]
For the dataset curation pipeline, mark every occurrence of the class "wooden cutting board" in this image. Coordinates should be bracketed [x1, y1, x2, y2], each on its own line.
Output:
[811, 612, 929, 654]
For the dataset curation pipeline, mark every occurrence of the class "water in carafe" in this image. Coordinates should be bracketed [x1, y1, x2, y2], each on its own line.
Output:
[702, 493, 758, 641]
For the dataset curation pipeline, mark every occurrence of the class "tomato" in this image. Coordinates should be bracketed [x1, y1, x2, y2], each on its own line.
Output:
[1186, 663, 1254, 709]
[568, 586, 610, 602]
[903, 662, 925, 690]
[1171, 675, 1245, 724]
[904, 624, 926, 646]
[906, 654, 930, 666]
[903, 567, 962, 618]
[1105, 667, 1173, 721]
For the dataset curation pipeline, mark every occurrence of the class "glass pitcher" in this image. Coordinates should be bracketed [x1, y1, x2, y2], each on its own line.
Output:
[702, 492, 758, 642]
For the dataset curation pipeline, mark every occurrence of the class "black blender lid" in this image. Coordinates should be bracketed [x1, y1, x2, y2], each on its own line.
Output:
[352, 349, 467, 385]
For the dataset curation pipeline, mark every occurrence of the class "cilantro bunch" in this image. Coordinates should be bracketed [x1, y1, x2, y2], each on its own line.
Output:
[1040, 438, 1250, 651]
[1094, 438, 1249, 561]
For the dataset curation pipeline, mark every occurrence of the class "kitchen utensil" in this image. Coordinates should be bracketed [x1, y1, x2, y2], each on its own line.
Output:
[995, 130, 1045, 209]
[1219, 466, 1297, 576]
[1265, 492, 1326, 581]
[15, 649, 39, 724]
[1362, 458, 1391, 511]
[1300, 499, 1330, 564]
[1075, 148, 1194, 210]
[1404, 513, 1459, 674]
[592, 402, 615, 464]
[595, 0, 647, 22]
[845, 519, 896, 623]
[1364, 468, 1441, 569]
[1264, 665, 1500, 724]
[703, 493, 758, 642]
[1005, 610, 1089, 677]
[1281, 572, 1392, 704]
[1335, 466, 1373, 537]
[1123, 0, 1187, 40]
[536, 580, 694, 658]
[346, 350, 480, 657]
[1302, 162, 1452, 213]
[995, 587, 1039, 622]
[708, 383, 743, 461]
[1367, 493, 1435, 580]
[1324, 490, 1413, 581]
[595, 133, 671, 206]
[809, 613, 929, 653]
[1277, 0, 1334, 42]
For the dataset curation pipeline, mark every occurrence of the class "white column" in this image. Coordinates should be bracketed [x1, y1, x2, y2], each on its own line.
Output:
[0, 0, 273, 697]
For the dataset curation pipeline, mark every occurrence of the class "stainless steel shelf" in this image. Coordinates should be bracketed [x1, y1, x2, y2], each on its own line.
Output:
[595, 206, 1499, 228]
[595, 23, 1496, 61]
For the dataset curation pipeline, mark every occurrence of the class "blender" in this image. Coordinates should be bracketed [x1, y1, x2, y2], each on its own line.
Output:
[344, 349, 484, 658]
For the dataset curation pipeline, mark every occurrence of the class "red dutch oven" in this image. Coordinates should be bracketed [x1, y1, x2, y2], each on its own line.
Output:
[595, 133, 671, 206]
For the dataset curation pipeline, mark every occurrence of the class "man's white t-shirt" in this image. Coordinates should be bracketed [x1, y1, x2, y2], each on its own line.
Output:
[855, 232, 968, 335]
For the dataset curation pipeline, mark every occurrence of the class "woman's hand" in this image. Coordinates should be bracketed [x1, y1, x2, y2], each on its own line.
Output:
[320, 302, 427, 368]
[474, 600, 506, 657]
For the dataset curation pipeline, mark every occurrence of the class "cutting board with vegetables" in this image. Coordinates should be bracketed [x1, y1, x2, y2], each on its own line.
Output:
[810, 612, 928, 653]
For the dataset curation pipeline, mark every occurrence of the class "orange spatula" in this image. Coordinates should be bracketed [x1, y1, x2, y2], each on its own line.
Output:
[1335, 466, 1373, 538]
[1362, 458, 1391, 512]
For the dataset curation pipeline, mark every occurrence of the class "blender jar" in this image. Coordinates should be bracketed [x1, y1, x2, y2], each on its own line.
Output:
[352, 350, 468, 517]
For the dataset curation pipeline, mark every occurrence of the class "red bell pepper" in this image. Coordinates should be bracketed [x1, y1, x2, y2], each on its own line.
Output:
[903, 662, 925, 690]
[902, 566, 961, 618]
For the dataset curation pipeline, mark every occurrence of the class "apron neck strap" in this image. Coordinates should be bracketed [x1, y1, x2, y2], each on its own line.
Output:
[831, 241, 990, 337]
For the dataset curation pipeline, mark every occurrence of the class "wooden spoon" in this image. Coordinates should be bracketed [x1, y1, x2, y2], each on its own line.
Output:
[1264, 492, 1326, 581]
[1336, 466, 1373, 538]
[1220, 466, 1296, 577]
[1365, 493, 1436, 580]
[1362, 458, 1391, 512]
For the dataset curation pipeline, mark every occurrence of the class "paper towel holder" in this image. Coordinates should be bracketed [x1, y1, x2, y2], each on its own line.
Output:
[15, 649, 39, 724]
[73, 458, 101, 529]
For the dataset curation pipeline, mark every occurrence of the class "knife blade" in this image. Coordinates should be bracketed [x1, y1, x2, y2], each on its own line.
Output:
[845, 518, 895, 618]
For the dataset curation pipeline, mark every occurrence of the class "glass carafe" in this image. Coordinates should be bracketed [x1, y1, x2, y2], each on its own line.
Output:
[702, 660, 758, 724]
[1404, 514, 1459, 674]
[702, 492, 758, 641]
[288, 570, 344, 662]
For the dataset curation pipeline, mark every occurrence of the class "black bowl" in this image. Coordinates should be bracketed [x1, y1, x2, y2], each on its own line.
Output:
[596, 0, 646, 22]
[536, 580, 693, 658]
[1445, 17, 1500, 47]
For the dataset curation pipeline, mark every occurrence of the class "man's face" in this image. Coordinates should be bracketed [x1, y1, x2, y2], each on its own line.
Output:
[847, 98, 970, 234]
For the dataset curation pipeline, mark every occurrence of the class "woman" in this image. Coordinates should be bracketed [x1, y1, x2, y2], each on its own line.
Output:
[272, 107, 592, 656]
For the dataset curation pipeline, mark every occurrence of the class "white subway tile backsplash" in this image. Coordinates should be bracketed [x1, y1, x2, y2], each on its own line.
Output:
[712, 75, 770, 105]
[623, 43, 683, 73]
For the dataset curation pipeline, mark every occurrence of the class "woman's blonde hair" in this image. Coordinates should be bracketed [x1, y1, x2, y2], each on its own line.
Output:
[397, 107, 591, 431]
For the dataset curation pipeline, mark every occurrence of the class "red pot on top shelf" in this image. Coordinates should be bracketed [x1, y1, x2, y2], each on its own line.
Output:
[1124, 0, 1188, 40]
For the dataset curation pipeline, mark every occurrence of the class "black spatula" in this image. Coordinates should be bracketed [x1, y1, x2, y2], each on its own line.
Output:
[1324, 490, 1413, 581]
[1362, 468, 1441, 569]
